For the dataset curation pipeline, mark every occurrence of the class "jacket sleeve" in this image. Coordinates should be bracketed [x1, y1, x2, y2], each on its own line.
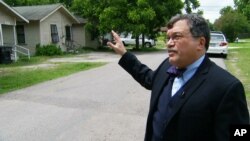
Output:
[214, 80, 250, 141]
[118, 52, 154, 90]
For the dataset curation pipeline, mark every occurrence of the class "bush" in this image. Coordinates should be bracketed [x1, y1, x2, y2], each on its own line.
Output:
[36, 44, 62, 56]
[214, 11, 250, 42]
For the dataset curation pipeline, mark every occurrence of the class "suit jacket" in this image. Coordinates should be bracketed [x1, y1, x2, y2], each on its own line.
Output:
[119, 52, 249, 141]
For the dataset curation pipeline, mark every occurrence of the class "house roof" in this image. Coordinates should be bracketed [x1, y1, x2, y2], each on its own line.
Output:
[0, 0, 29, 23]
[13, 3, 79, 23]
[74, 15, 87, 24]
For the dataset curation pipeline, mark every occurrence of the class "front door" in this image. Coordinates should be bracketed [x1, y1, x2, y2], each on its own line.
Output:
[65, 26, 72, 41]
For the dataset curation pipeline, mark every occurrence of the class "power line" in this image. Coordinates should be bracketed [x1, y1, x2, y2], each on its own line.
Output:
[200, 6, 233, 8]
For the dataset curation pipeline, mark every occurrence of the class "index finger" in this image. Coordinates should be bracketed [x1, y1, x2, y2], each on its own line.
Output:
[111, 30, 121, 42]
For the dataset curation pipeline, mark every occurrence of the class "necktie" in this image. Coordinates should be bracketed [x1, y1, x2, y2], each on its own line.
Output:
[167, 66, 186, 78]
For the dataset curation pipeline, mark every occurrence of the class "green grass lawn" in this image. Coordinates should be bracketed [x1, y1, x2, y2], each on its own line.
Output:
[0, 57, 105, 94]
[225, 39, 250, 101]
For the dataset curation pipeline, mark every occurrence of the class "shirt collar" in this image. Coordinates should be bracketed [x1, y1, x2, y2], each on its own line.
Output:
[186, 55, 205, 71]
[181, 55, 205, 79]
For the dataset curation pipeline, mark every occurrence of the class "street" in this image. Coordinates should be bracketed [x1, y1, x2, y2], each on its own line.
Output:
[0, 51, 226, 141]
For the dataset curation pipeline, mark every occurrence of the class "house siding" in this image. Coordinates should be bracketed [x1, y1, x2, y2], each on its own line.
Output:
[16, 21, 40, 54]
[2, 2, 98, 55]
[72, 24, 86, 47]
[0, 5, 15, 25]
[2, 25, 14, 45]
[0, 4, 16, 46]
[84, 30, 99, 48]
[40, 9, 75, 52]
[72, 24, 99, 48]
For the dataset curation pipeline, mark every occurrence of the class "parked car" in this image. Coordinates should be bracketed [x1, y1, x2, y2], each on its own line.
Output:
[120, 33, 156, 48]
[100, 33, 113, 46]
[207, 32, 228, 58]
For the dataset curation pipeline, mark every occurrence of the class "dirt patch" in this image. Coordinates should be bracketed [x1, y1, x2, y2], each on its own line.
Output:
[20, 63, 57, 70]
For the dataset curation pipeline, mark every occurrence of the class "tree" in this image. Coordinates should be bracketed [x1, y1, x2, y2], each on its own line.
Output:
[184, 0, 200, 14]
[220, 6, 234, 15]
[71, 0, 107, 47]
[72, 0, 186, 49]
[214, 10, 250, 42]
[4, 0, 200, 48]
[59, 0, 73, 8]
[207, 20, 215, 31]
[234, 0, 250, 21]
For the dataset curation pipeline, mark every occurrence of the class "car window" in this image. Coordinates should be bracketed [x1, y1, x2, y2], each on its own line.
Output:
[120, 34, 128, 38]
[211, 34, 225, 42]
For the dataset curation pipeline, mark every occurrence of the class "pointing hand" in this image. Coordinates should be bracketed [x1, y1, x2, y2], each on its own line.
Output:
[107, 30, 127, 56]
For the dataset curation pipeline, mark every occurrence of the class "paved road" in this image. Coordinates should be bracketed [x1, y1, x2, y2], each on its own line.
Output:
[0, 51, 226, 141]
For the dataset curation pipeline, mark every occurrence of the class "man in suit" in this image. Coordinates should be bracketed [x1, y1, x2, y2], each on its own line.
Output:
[107, 14, 249, 141]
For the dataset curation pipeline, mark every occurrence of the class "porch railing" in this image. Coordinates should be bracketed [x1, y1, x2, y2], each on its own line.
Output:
[12, 45, 30, 61]
[65, 40, 78, 53]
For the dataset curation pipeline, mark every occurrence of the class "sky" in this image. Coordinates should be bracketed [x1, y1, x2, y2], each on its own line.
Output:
[197, 0, 235, 23]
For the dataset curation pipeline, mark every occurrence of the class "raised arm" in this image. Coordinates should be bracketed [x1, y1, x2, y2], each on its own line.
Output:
[107, 30, 154, 90]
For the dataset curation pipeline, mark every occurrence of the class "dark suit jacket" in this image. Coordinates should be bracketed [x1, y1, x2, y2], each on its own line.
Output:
[119, 52, 249, 141]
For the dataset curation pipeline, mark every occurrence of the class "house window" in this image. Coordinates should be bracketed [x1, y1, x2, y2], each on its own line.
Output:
[51, 24, 59, 43]
[65, 26, 72, 41]
[16, 25, 25, 44]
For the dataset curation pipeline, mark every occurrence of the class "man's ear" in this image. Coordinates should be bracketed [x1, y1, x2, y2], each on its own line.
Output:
[197, 37, 206, 51]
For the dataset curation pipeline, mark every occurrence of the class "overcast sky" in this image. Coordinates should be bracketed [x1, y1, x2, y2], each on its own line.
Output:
[197, 0, 235, 23]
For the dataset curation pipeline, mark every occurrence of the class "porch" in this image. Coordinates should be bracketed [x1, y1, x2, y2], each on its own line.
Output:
[0, 24, 30, 63]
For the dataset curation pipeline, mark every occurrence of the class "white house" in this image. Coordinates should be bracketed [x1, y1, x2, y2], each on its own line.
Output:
[0, 0, 29, 46]
[13, 3, 81, 54]
[1, 1, 99, 56]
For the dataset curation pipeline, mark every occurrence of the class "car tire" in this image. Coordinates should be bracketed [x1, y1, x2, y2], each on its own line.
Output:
[144, 42, 152, 48]
[222, 54, 227, 58]
[122, 41, 127, 46]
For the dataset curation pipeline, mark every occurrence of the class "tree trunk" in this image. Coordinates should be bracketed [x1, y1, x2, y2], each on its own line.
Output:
[135, 36, 140, 50]
[142, 34, 145, 48]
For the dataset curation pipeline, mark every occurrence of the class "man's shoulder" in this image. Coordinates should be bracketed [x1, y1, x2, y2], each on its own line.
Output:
[208, 61, 241, 84]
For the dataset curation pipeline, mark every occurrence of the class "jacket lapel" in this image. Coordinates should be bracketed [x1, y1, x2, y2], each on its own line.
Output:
[149, 59, 171, 112]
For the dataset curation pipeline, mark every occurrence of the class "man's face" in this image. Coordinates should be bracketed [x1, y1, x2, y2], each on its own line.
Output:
[166, 20, 203, 68]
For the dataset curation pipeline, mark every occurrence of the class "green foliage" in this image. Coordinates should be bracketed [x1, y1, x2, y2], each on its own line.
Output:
[35, 44, 63, 56]
[4, 0, 201, 43]
[184, 0, 200, 14]
[214, 11, 250, 42]
[207, 20, 215, 31]
[234, 0, 250, 21]
[0, 56, 49, 68]
[220, 6, 234, 15]
[71, 0, 188, 50]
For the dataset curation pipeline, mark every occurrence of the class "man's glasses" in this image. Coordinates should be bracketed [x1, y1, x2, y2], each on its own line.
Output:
[167, 33, 185, 43]
[166, 32, 198, 43]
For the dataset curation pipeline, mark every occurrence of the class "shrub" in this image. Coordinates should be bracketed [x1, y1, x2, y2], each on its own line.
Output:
[36, 44, 62, 56]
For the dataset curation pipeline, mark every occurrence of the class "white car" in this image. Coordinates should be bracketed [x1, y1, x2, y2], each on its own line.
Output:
[120, 33, 156, 48]
[207, 32, 228, 58]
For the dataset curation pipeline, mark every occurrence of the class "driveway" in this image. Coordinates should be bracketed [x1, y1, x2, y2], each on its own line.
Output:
[0, 51, 226, 141]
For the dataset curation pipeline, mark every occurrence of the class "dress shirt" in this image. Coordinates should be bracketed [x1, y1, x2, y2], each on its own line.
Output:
[171, 55, 205, 96]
